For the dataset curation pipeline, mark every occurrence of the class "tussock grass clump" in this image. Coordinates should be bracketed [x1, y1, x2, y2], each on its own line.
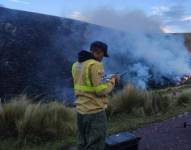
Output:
[17, 102, 76, 140]
[177, 92, 191, 106]
[0, 101, 3, 133]
[109, 84, 171, 116]
[0, 95, 30, 136]
[0, 96, 76, 142]
[150, 92, 171, 113]
[109, 85, 144, 114]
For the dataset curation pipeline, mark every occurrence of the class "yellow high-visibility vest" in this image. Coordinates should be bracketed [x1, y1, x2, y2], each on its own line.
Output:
[72, 59, 108, 93]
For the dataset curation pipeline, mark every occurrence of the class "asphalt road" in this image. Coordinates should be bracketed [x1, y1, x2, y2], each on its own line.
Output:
[134, 112, 191, 150]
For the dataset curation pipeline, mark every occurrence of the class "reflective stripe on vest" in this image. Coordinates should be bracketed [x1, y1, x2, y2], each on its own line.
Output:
[72, 62, 77, 78]
[74, 84, 107, 93]
[72, 59, 107, 92]
[85, 61, 96, 86]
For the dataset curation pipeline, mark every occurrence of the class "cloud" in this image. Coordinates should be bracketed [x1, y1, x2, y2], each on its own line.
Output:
[151, 4, 191, 33]
[66, 11, 89, 21]
[162, 23, 191, 33]
[152, 5, 187, 21]
[151, 6, 170, 16]
[9, 0, 30, 5]
[161, 26, 174, 33]
[182, 16, 191, 21]
[163, 5, 186, 20]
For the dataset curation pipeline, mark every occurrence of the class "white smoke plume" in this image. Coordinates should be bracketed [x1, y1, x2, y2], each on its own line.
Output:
[69, 8, 191, 88]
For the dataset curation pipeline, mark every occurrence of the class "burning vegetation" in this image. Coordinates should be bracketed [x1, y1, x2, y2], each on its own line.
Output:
[175, 74, 191, 86]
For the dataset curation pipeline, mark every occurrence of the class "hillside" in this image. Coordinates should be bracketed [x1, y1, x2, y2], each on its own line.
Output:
[0, 7, 191, 101]
[0, 7, 100, 101]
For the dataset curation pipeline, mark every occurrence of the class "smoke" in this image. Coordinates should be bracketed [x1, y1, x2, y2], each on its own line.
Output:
[79, 8, 191, 88]
[1, 7, 190, 102]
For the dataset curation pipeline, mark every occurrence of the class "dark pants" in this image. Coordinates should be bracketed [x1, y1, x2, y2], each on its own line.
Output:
[77, 111, 107, 150]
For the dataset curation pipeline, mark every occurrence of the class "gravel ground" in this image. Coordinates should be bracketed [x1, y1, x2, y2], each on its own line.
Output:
[134, 112, 191, 150]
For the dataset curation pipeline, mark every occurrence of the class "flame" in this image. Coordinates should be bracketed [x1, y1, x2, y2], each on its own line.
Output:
[175, 74, 191, 86]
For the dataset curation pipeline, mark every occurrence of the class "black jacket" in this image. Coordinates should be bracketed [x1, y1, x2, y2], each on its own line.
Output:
[78, 50, 95, 63]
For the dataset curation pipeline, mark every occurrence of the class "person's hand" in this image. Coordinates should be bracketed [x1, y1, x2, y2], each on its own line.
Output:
[111, 74, 120, 83]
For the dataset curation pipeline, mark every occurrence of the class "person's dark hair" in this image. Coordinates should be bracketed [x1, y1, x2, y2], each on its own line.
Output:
[90, 41, 109, 57]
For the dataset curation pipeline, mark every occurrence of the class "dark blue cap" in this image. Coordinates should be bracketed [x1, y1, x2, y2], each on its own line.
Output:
[90, 41, 109, 57]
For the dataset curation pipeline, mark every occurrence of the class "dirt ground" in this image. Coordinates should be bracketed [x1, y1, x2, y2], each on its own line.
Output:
[134, 112, 191, 150]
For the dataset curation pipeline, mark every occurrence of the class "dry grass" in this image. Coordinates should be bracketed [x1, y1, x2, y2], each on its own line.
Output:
[108, 84, 173, 117]
[109, 85, 144, 114]
[0, 95, 76, 142]
[1, 84, 191, 149]
[177, 91, 191, 106]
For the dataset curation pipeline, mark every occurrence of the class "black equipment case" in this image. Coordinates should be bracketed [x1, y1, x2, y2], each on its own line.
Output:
[105, 131, 141, 150]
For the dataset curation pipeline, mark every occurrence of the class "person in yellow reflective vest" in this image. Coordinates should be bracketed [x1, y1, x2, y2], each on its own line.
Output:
[72, 41, 120, 150]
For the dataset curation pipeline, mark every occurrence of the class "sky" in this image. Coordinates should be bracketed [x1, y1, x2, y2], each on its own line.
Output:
[0, 0, 191, 33]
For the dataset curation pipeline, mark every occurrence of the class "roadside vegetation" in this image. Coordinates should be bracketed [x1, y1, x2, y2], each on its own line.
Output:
[0, 84, 191, 150]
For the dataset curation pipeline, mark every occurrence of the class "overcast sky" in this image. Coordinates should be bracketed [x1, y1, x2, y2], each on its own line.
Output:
[1, 0, 191, 33]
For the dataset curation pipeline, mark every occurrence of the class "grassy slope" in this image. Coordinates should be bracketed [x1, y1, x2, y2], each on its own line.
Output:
[0, 84, 191, 150]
